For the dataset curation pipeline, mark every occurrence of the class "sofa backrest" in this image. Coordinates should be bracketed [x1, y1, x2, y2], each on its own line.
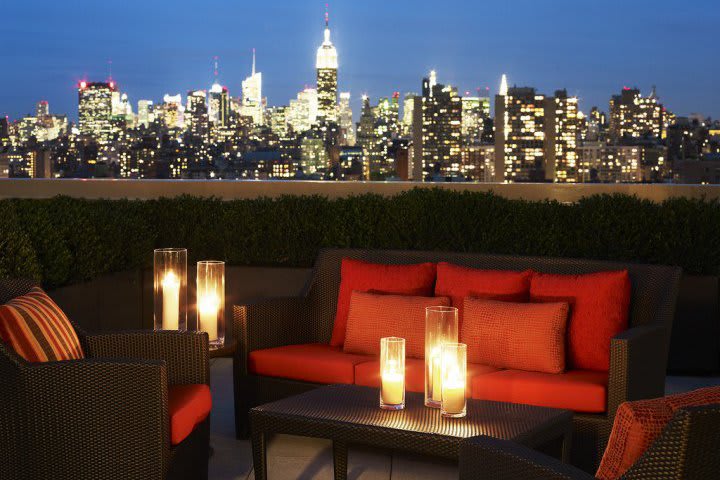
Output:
[307, 249, 682, 346]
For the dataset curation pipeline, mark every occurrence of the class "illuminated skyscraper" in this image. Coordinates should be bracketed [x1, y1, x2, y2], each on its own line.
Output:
[287, 87, 318, 133]
[241, 49, 264, 125]
[461, 96, 490, 143]
[338, 92, 355, 146]
[208, 83, 230, 127]
[401, 93, 418, 137]
[78, 81, 115, 144]
[375, 93, 400, 138]
[36, 101, 49, 118]
[545, 89, 579, 182]
[186, 90, 209, 137]
[494, 81, 546, 182]
[609, 87, 663, 142]
[316, 9, 338, 122]
[421, 71, 462, 177]
[137, 100, 154, 128]
[162, 94, 184, 130]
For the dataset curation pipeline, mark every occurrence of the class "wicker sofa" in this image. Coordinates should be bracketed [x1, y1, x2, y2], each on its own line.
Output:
[458, 404, 720, 479]
[232, 248, 682, 471]
[0, 279, 211, 480]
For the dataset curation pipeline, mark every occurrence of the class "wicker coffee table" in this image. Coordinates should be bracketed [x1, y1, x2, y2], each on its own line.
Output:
[249, 384, 573, 480]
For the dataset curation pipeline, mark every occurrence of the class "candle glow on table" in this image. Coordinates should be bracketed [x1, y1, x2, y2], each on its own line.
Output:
[424, 306, 458, 408]
[441, 343, 467, 418]
[430, 347, 442, 402]
[380, 337, 405, 410]
[161, 271, 180, 330]
[197, 293, 220, 340]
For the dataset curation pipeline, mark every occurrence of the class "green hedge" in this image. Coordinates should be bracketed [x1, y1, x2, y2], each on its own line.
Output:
[1, 189, 719, 288]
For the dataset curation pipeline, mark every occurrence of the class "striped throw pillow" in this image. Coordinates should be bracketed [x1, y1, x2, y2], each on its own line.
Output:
[0, 287, 84, 362]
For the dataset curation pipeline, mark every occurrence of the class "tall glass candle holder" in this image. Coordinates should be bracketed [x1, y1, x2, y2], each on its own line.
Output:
[425, 306, 458, 408]
[441, 343, 467, 418]
[196, 260, 225, 349]
[154, 248, 187, 331]
[380, 337, 405, 410]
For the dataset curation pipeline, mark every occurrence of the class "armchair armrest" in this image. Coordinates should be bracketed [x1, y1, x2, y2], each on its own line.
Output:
[233, 296, 316, 373]
[459, 436, 591, 480]
[84, 330, 209, 385]
[608, 324, 667, 418]
[11, 358, 169, 480]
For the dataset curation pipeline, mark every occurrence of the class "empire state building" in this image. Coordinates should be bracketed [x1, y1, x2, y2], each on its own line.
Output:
[316, 11, 338, 122]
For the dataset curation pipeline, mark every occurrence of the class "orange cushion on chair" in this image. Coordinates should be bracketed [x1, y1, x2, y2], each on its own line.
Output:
[168, 384, 212, 446]
[343, 292, 450, 358]
[530, 270, 631, 372]
[330, 259, 437, 347]
[0, 287, 84, 362]
[462, 298, 569, 373]
[597, 386, 720, 480]
[471, 369, 608, 413]
[434, 263, 532, 326]
[248, 343, 372, 384]
[354, 358, 500, 393]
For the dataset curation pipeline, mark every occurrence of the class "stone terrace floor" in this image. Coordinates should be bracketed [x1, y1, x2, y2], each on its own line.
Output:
[208, 358, 720, 480]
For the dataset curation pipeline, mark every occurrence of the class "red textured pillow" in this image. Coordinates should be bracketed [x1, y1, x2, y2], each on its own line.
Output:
[597, 386, 720, 480]
[434, 263, 532, 326]
[343, 292, 451, 358]
[462, 297, 569, 373]
[330, 259, 437, 347]
[530, 270, 631, 372]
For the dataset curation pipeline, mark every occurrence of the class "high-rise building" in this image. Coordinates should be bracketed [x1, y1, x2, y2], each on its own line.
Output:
[208, 83, 230, 126]
[78, 81, 115, 144]
[545, 89, 579, 182]
[402, 93, 418, 137]
[161, 94, 184, 130]
[287, 87, 318, 133]
[338, 92, 355, 146]
[420, 71, 462, 178]
[137, 100, 154, 128]
[186, 90, 209, 137]
[609, 87, 663, 142]
[356, 95, 377, 180]
[461, 96, 490, 143]
[375, 93, 400, 138]
[36, 101, 49, 118]
[316, 10, 338, 122]
[494, 79, 546, 182]
[241, 49, 264, 125]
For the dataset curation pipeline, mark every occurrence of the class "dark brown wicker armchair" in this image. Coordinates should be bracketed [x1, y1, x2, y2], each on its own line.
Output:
[0, 279, 210, 480]
[458, 404, 720, 480]
[233, 248, 682, 471]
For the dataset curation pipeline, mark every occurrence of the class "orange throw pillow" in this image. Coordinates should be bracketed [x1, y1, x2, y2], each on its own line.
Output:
[462, 297, 569, 374]
[330, 259, 437, 347]
[597, 386, 720, 480]
[343, 291, 450, 358]
[0, 287, 84, 362]
[434, 263, 532, 327]
[530, 270, 631, 372]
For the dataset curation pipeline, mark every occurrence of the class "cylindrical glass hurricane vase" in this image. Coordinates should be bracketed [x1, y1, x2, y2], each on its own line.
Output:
[380, 337, 405, 410]
[196, 260, 225, 349]
[424, 306, 458, 408]
[154, 248, 187, 331]
[441, 343, 467, 418]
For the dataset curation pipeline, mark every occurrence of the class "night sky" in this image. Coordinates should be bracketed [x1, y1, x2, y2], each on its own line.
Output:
[2, 0, 719, 122]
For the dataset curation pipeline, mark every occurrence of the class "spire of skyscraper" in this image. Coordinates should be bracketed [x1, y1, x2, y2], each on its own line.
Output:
[316, 4, 338, 121]
[499, 74, 508, 96]
[252, 48, 256, 76]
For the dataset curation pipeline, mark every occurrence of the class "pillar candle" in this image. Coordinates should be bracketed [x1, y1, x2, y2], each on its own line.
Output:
[162, 271, 180, 330]
[381, 371, 404, 405]
[198, 293, 219, 341]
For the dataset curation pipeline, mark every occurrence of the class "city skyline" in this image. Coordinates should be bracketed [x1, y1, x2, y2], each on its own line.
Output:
[2, 0, 720, 121]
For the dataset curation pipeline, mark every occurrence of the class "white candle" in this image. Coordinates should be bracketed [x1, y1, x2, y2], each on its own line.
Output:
[431, 349, 443, 402]
[198, 293, 219, 341]
[162, 271, 180, 330]
[442, 368, 466, 415]
[381, 371, 404, 405]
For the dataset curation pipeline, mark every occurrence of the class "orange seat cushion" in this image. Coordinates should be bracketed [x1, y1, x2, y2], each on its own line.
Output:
[471, 369, 608, 413]
[434, 263, 532, 326]
[168, 384, 212, 446]
[597, 386, 720, 480]
[330, 259, 437, 347]
[355, 358, 500, 394]
[343, 292, 450, 358]
[530, 270, 631, 372]
[462, 298, 569, 374]
[0, 287, 84, 363]
[248, 343, 371, 384]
